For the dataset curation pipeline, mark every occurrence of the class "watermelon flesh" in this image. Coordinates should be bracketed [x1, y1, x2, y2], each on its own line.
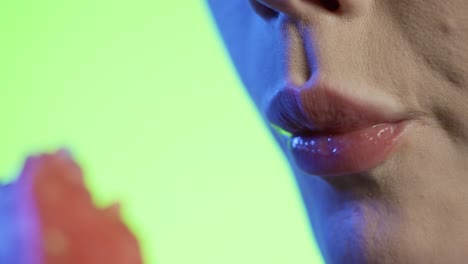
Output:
[0, 150, 143, 264]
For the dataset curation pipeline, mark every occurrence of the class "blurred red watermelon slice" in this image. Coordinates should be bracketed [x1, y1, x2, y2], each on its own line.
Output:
[2, 150, 144, 264]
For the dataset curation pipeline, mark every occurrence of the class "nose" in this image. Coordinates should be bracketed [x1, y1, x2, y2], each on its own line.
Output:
[250, 0, 366, 19]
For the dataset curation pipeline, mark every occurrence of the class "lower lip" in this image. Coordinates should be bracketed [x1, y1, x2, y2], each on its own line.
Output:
[289, 121, 410, 176]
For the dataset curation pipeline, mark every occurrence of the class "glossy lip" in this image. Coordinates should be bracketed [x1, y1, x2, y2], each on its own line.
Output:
[266, 87, 408, 136]
[289, 121, 411, 176]
[266, 85, 414, 176]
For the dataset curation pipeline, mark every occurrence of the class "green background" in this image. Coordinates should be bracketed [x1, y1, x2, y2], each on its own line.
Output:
[0, 1, 324, 263]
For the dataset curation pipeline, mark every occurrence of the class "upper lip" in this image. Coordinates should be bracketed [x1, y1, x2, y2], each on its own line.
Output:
[266, 84, 408, 136]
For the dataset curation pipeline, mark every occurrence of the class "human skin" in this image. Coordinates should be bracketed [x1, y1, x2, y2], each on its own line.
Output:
[208, 0, 468, 263]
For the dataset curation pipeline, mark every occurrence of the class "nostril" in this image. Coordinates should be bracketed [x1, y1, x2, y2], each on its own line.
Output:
[318, 0, 340, 12]
[249, 0, 279, 20]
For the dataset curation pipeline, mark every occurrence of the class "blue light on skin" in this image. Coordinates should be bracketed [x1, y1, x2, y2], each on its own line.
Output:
[207, 1, 366, 263]
[0, 183, 24, 264]
[1, 163, 43, 264]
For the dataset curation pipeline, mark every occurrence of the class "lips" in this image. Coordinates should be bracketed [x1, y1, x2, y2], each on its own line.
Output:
[266, 86, 412, 176]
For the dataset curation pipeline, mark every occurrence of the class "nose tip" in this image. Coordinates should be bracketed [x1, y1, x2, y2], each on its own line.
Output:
[250, 0, 341, 20]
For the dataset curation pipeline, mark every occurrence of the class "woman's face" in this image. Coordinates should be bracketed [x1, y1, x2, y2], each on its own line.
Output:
[209, 1, 468, 263]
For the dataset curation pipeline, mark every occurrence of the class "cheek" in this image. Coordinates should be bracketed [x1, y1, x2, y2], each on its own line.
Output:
[381, 0, 467, 87]
[382, 0, 468, 146]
